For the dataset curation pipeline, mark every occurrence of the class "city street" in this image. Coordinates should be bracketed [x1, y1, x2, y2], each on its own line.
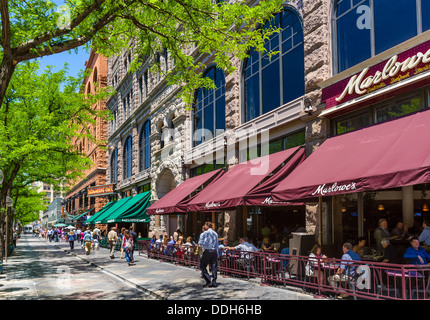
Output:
[0, 235, 154, 300]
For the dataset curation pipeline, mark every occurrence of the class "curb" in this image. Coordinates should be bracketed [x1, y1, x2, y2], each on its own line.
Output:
[38, 237, 166, 300]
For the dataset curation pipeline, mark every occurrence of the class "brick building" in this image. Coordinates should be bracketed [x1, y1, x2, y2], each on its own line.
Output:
[63, 49, 109, 226]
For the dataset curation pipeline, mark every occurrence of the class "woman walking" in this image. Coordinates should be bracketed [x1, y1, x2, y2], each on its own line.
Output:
[68, 230, 76, 250]
[121, 230, 134, 266]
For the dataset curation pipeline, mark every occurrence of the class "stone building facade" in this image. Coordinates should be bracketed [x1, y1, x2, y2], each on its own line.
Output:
[106, 0, 430, 249]
[64, 50, 109, 220]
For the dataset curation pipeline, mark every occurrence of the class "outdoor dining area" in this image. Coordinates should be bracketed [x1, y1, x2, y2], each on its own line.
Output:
[137, 238, 430, 300]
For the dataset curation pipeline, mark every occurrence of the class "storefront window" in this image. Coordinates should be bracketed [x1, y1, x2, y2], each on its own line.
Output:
[334, 0, 426, 73]
[376, 96, 422, 123]
[336, 112, 371, 135]
[334, 89, 428, 135]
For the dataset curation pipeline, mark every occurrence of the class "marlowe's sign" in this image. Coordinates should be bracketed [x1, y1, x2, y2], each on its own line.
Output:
[322, 39, 430, 109]
[312, 182, 357, 196]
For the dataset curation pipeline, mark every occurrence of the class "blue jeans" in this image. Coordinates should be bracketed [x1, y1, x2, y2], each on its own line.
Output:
[124, 247, 132, 263]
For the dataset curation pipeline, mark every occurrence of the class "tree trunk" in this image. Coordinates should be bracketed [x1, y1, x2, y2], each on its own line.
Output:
[0, 58, 16, 108]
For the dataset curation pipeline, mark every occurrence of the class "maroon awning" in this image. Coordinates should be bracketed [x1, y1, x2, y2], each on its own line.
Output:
[243, 147, 305, 206]
[272, 109, 430, 202]
[186, 147, 302, 212]
[146, 169, 224, 215]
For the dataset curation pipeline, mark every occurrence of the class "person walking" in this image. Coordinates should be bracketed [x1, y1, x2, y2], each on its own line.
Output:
[92, 230, 100, 251]
[121, 230, 134, 266]
[68, 230, 76, 250]
[120, 227, 126, 259]
[107, 227, 118, 259]
[83, 230, 93, 255]
[129, 226, 137, 262]
[198, 221, 219, 288]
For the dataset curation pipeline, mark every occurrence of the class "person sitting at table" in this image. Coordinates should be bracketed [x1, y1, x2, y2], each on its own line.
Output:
[418, 219, 430, 251]
[404, 237, 430, 265]
[381, 238, 402, 264]
[260, 236, 274, 252]
[391, 221, 410, 239]
[328, 242, 361, 299]
[218, 238, 230, 257]
[353, 237, 366, 257]
[374, 219, 392, 255]
[305, 244, 327, 286]
[227, 237, 258, 271]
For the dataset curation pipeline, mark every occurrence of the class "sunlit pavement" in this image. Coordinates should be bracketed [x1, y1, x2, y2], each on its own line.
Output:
[0, 235, 154, 300]
[30, 235, 319, 300]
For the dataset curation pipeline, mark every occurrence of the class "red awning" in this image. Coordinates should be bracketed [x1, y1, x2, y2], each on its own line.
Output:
[243, 147, 306, 206]
[186, 147, 302, 212]
[272, 109, 430, 202]
[146, 169, 224, 215]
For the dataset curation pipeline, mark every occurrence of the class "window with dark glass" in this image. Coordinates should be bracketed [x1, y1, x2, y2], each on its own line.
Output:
[239, 130, 305, 162]
[140, 120, 151, 171]
[334, 0, 427, 73]
[334, 88, 428, 135]
[123, 136, 133, 179]
[111, 148, 117, 183]
[193, 66, 226, 146]
[243, 8, 304, 123]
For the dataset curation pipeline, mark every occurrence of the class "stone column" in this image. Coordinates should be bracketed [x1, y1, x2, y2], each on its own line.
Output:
[402, 186, 414, 229]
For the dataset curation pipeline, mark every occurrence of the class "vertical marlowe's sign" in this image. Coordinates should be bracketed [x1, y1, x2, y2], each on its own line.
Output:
[322, 39, 430, 109]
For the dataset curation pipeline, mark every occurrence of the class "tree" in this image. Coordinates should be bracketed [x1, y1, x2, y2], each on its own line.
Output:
[0, 0, 284, 105]
[0, 61, 109, 260]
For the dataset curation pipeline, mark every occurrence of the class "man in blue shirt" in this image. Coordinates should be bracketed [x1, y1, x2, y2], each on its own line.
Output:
[198, 222, 219, 288]
[418, 220, 430, 250]
[404, 237, 430, 265]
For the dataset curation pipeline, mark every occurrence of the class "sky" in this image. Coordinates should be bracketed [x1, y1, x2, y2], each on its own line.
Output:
[36, 45, 91, 79]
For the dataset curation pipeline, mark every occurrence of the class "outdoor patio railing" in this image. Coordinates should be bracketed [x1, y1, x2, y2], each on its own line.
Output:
[137, 240, 430, 300]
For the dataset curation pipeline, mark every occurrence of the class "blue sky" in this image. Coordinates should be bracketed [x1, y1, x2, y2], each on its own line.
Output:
[36, 46, 91, 79]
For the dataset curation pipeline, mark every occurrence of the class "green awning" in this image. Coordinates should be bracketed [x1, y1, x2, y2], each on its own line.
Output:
[85, 201, 116, 225]
[105, 192, 151, 224]
[72, 208, 94, 221]
[92, 196, 134, 224]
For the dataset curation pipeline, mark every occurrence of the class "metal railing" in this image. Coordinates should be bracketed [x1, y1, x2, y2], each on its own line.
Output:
[138, 240, 430, 300]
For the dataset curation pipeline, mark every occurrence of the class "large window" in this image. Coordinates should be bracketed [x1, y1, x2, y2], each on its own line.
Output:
[111, 147, 118, 183]
[123, 136, 133, 179]
[140, 120, 151, 171]
[334, 0, 430, 73]
[193, 66, 226, 146]
[333, 88, 429, 135]
[243, 8, 304, 123]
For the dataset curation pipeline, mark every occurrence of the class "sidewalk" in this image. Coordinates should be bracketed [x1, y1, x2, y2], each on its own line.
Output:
[40, 237, 319, 300]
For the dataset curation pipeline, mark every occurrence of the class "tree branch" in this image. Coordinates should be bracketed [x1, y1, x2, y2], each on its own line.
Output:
[15, 0, 108, 56]
[0, 0, 11, 55]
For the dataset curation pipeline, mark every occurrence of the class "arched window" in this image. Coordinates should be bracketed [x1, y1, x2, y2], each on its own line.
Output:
[123, 136, 133, 179]
[334, 0, 430, 74]
[140, 120, 151, 171]
[110, 148, 118, 183]
[193, 66, 226, 146]
[243, 8, 304, 123]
